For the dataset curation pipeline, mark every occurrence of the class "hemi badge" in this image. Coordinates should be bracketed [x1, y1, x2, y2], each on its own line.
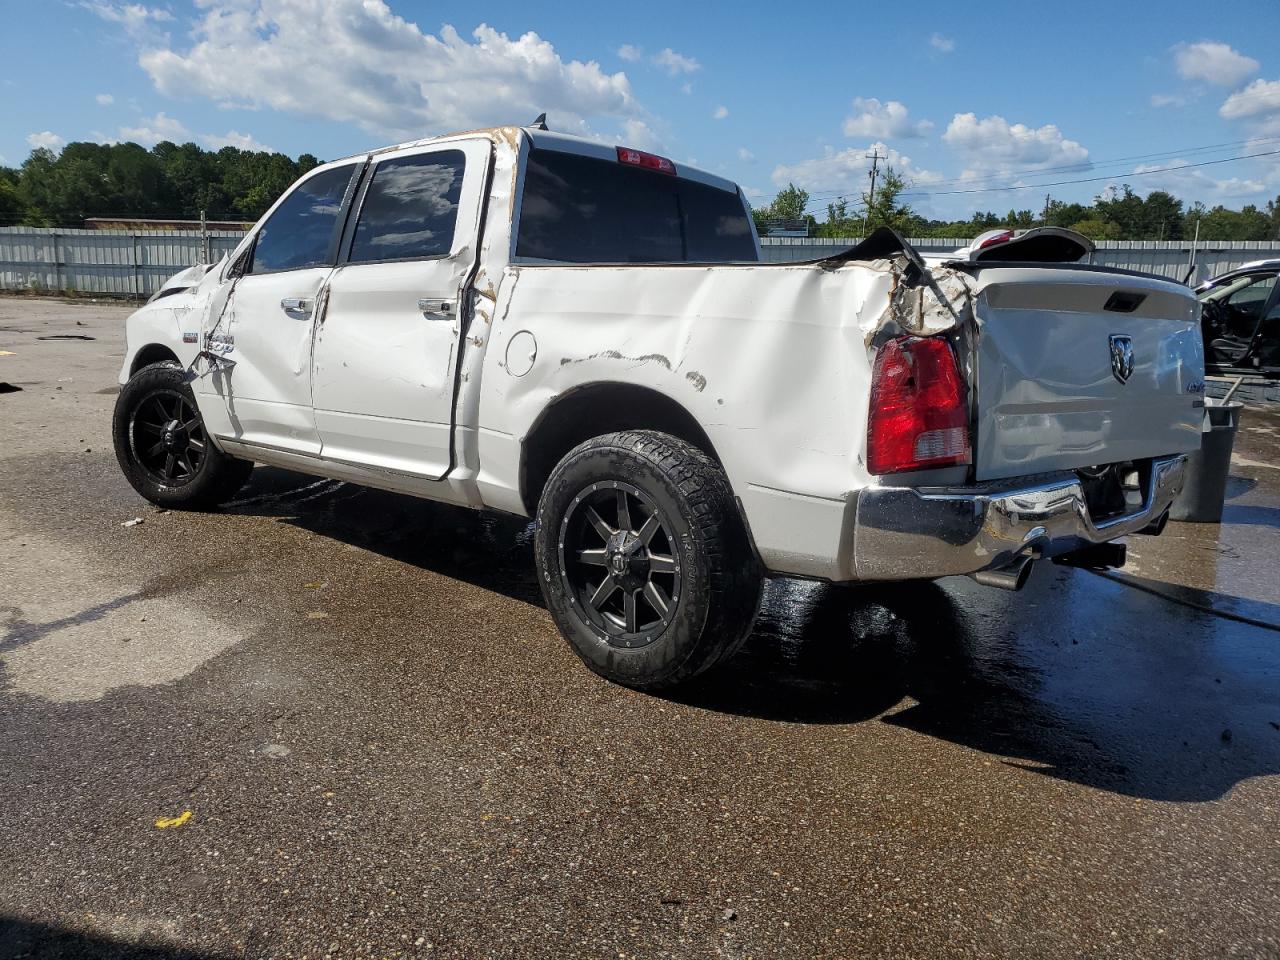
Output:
[182, 331, 198, 344]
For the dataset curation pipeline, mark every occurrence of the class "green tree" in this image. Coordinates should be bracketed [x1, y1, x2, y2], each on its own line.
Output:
[751, 182, 814, 235]
[0, 177, 24, 224]
[1193, 203, 1272, 241]
[862, 166, 915, 232]
[1067, 218, 1121, 240]
[814, 197, 860, 238]
[17, 148, 59, 224]
[1142, 190, 1184, 240]
[1266, 195, 1280, 240]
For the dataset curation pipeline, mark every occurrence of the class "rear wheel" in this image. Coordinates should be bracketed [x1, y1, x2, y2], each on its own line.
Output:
[535, 430, 762, 690]
[112, 361, 253, 509]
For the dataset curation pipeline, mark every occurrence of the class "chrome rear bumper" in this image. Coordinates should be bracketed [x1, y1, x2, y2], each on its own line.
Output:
[851, 455, 1187, 581]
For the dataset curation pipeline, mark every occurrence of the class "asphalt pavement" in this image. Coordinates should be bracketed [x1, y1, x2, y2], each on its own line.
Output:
[2, 296, 1278, 959]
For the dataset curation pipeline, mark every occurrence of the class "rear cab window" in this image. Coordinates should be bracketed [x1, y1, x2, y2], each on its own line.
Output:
[516, 148, 757, 264]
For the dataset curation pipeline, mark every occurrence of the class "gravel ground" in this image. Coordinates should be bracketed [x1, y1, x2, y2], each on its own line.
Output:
[1, 296, 1278, 960]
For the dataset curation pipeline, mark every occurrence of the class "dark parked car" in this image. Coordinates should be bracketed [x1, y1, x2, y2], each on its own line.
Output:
[1197, 259, 1280, 377]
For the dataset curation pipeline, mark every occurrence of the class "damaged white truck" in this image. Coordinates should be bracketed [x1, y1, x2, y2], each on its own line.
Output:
[113, 124, 1205, 689]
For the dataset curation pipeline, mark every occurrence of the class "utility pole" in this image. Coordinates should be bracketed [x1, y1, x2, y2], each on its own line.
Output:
[1042, 193, 1052, 227]
[865, 149, 886, 216]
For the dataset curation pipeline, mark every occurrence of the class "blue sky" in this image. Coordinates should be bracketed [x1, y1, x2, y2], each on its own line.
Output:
[5, 0, 1280, 220]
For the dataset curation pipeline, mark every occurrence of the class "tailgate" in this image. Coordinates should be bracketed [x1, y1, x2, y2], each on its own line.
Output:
[969, 266, 1205, 482]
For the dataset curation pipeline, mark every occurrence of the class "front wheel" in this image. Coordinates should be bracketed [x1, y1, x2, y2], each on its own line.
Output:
[534, 430, 763, 690]
[112, 361, 253, 509]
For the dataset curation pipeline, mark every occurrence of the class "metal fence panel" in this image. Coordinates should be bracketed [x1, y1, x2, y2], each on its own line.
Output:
[4, 227, 1280, 296]
[0, 227, 249, 297]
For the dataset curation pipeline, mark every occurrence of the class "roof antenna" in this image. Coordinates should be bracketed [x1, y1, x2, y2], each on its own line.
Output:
[530, 112, 549, 131]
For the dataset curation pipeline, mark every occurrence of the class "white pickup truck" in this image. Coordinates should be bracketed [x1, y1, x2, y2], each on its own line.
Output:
[113, 124, 1205, 689]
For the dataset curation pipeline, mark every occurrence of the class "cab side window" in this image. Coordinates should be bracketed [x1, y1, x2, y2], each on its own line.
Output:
[1221, 274, 1276, 328]
[348, 150, 466, 263]
[250, 164, 357, 274]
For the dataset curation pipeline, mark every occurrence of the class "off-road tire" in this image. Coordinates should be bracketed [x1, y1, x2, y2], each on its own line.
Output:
[112, 361, 253, 509]
[535, 430, 763, 690]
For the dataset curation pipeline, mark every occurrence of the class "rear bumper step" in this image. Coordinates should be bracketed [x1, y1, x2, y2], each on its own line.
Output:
[852, 455, 1187, 582]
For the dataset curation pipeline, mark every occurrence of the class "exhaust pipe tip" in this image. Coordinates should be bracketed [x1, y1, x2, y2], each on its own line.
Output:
[971, 555, 1036, 592]
[1137, 510, 1169, 537]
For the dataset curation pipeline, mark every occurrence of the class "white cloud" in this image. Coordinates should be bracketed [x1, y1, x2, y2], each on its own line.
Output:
[842, 98, 932, 139]
[617, 43, 643, 62]
[713, 105, 729, 120]
[680, 82, 693, 95]
[1128, 159, 1266, 201]
[95, 93, 115, 106]
[26, 131, 65, 151]
[136, 2, 642, 140]
[942, 112, 1089, 172]
[117, 111, 190, 146]
[1151, 92, 1192, 108]
[1220, 78, 1280, 121]
[737, 147, 755, 163]
[200, 130, 275, 152]
[929, 33, 955, 53]
[1174, 41, 1258, 88]
[82, 2, 173, 39]
[618, 118, 663, 152]
[652, 47, 700, 76]
[771, 142, 942, 195]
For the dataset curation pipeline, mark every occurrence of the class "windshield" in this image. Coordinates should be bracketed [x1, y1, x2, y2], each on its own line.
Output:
[1198, 274, 1271, 303]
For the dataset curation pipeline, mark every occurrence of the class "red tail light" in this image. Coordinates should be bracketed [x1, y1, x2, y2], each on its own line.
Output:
[867, 336, 971, 475]
[977, 229, 1014, 249]
[616, 146, 677, 175]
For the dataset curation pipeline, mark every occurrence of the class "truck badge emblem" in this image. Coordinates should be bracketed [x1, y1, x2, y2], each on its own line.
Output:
[1109, 335, 1134, 384]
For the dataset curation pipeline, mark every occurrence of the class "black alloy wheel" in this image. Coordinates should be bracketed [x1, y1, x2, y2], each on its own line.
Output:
[113, 360, 253, 508]
[129, 388, 207, 487]
[534, 430, 763, 690]
[558, 480, 681, 647]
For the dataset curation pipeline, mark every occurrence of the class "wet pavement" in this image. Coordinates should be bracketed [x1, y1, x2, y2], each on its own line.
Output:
[1, 296, 1279, 959]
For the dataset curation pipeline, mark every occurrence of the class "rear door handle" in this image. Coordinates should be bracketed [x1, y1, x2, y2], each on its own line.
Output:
[418, 298, 454, 318]
[280, 297, 313, 316]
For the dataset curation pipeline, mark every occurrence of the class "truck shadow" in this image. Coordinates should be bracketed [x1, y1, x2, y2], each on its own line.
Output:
[234, 468, 1280, 803]
[0, 916, 236, 959]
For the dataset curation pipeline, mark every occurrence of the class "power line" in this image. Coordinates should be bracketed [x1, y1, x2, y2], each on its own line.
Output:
[897, 147, 1280, 198]
[794, 135, 1280, 209]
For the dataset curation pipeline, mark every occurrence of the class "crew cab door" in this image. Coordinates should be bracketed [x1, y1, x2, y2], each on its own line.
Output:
[197, 162, 361, 455]
[309, 139, 490, 479]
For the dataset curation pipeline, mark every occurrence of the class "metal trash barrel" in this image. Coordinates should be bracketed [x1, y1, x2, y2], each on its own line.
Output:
[1170, 398, 1243, 523]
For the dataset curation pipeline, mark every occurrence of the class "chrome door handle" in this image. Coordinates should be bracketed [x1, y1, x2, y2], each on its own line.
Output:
[418, 298, 454, 318]
[280, 297, 313, 316]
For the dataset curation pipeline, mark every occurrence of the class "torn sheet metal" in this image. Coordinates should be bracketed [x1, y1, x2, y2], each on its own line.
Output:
[479, 252, 972, 509]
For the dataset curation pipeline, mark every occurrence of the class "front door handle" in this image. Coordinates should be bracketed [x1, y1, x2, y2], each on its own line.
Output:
[280, 297, 313, 316]
[418, 298, 454, 319]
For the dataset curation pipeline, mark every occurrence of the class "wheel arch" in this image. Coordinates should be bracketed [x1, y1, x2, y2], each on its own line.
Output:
[519, 381, 725, 516]
[129, 343, 181, 376]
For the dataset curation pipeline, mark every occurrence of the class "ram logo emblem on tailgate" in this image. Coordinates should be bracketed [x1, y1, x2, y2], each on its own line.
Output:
[1109, 334, 1134, 384]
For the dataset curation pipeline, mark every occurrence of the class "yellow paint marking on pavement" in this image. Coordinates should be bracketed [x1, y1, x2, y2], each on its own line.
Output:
[155, 810, 193, 829]
[0, 350, 15, 356]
